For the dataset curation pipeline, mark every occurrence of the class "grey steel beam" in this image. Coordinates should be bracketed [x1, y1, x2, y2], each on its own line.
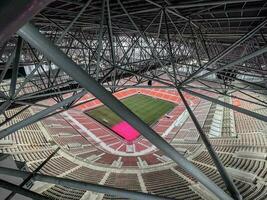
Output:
[0, 100, 12, 116]
[4, 147, 60, 200]
[0, 51, 16, 83]
[163, 8, 179, 85]
[179, 18, 267, 86]
[17, 22, 233, 200]
[111, 8, 159, 18]
[144, 0, 198, 28]
[57, 0, 92, 42]
[0, 105, 30, 127]
[166, 8, 198, 28]
[117, 0, 175, 83]
[172, 17, 265, 22]
[101, 84, 265, 92]
[96, 0, 106, 80]
[0, 91, 7, 100]
[177, 89, 242, 200]
[0, 90, 86, 139]
[157, 10, 163, 38]
[0, 167, 171, 200]
[101, 85, 173, 89]
[106, 0, 116, 65]
[0, 179, 47, 200]
[191, 46, 267, 83]
[182, 88, 267, 122]
[0, 0, 54, 43]
[16, 87, 81, 101]
[14, 60, 42, 98]
[9, 37, 23, 98]
[15, 101, 52, 108]
[168, 0, 262, 9]
[117, 10, 162, 64]
[0, 42, 8, 59]
[109, 0, 261, 19]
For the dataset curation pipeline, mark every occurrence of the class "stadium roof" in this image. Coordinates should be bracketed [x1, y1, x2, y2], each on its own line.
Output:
[0, 0, 266, 200]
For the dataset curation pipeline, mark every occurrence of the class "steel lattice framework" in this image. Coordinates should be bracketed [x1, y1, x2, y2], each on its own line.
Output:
[0, 0, 266, 200]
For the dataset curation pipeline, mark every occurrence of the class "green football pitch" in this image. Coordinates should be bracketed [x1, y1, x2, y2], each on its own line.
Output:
[86, 94, 175, 127]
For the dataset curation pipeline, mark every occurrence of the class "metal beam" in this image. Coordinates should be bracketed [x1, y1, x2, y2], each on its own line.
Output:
[0, 51, 16, 83]
[182, 88, 267, 122]
[0, 167, 170, 200]
[9, 37, 23, 98]
[57, 0, 92, 42]
[0, 105, 30, 127]
[0, 179, 47, 200]
[17, 22, 233, 200]
[4, 147, 60, 200]
[168, 0, 262, 9]
[0, 0, 54, 43]
[191, 46, 267, 83]
[96, 0, 106, 80]
[180, 18, 267, 86]
[177, 89, 242, 200]
[0, 90, 86, 139]
[0, 100, 11, 116]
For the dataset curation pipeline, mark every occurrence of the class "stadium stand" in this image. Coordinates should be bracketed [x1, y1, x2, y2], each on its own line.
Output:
[0, 88, 266, 200]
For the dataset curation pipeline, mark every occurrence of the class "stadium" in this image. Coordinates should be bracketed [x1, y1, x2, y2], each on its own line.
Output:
[0, 0, 266, 200]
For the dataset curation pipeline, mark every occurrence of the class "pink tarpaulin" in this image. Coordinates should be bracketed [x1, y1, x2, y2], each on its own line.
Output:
[111, 121, 140, 142]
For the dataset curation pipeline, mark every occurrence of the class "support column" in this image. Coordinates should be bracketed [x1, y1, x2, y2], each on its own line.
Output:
[177, 89, 242, 200]
[9, 37, 23, 98]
